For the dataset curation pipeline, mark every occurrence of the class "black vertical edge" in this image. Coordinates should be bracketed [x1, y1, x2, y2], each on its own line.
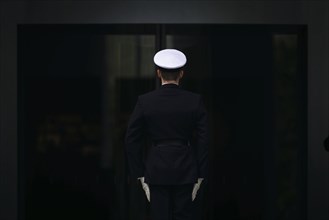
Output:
[17, 24, 24, 220]
[299, 24, 308, 220]
[264, 27, 277, 220]
[155, 24, 166, 89]
[155, 24, 166, 51]
[155, 25, 160, 89]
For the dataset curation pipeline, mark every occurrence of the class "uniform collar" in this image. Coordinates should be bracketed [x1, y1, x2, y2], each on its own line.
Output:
[160, 83, 180, 89]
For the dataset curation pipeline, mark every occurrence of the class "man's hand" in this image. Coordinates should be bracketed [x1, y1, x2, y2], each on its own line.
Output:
[138, 177, 150, 202]
[192, 178, 203, 201]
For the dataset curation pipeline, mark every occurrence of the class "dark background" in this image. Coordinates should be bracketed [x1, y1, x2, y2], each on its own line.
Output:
[0, 1, 328, 220]
[17, 24, 306, 220]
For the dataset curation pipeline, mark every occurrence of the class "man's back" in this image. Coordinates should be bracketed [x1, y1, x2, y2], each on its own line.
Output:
[125, 83, 208, 185]
[139, 84, 202, 143]
[125, 49, 208, 219]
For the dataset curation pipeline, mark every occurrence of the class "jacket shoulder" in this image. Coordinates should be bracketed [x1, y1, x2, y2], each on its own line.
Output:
[181, 90, 201, 98]
[139, 88, 201, 100]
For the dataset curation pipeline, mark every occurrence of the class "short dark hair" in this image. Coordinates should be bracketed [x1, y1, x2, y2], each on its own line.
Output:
[158, 67, 182, 81]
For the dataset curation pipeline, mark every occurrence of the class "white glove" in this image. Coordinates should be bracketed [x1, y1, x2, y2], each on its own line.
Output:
[138, 177, 150, 202]
[192, 178, 203, 201]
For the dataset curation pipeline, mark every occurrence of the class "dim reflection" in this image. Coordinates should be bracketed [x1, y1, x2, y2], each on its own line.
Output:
[19, 25, 306, 220]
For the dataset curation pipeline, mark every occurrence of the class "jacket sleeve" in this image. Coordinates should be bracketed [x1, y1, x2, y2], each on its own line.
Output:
[125, 97, 145, 179]
[195, 96, 209, 179]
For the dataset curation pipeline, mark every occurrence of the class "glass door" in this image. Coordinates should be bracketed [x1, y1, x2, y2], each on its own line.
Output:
[164, 24, 307, 220]
[19, 24, 157, 220]
[19, 24, 307, 220]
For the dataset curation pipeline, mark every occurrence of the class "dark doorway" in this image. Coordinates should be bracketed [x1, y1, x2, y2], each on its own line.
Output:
[18, 24, 307, 220]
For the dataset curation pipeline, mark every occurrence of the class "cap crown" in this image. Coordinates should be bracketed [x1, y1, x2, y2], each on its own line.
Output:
[153, 49, 187, 69]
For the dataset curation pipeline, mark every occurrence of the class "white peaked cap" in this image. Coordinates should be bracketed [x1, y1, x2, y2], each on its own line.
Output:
[153, 49, 187, 69]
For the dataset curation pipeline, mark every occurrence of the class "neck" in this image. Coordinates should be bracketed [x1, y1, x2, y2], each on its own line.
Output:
[161, 80, 179, 85]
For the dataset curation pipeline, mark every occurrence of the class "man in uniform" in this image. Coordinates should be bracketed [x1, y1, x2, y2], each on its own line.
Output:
[125, 49, 209, 220]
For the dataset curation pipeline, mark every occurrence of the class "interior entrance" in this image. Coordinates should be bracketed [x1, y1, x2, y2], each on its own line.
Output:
[18, 24, 307, 220]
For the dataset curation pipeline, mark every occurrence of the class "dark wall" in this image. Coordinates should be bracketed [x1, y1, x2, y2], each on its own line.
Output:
[0, 1, 328, 220]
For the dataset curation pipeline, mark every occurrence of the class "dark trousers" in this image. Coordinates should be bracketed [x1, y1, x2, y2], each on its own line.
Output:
[149, 184, 196, 220]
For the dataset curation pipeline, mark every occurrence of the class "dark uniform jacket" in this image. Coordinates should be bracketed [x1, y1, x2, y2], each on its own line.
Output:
[125, 83, 209, 185]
